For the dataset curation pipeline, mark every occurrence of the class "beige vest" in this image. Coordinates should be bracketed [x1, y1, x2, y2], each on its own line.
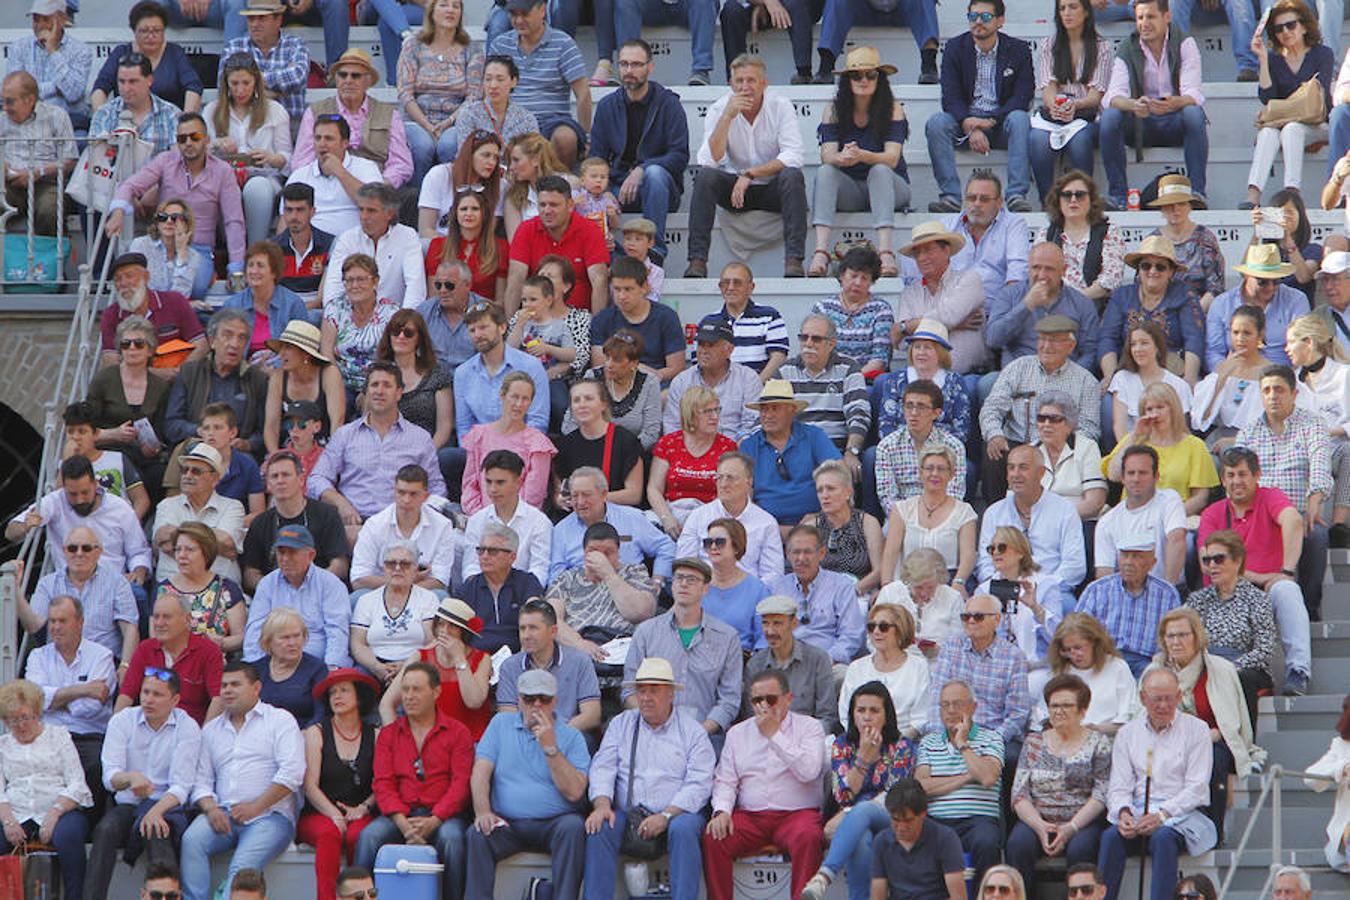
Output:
[311, 95, 395, 168]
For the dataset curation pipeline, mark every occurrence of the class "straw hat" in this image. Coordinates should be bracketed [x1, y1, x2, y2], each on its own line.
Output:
[1233, 243, 1296, 280]
[833, 46, 897, 76]
[899, 221, 967, 258]
[746, 380, 808, 412]
[433, 597, 483, 637]
[330, 48, 379, 85]
[1123, 235, 1188, 273]
[904, 318, 952, 349]
[266, 320, 331, 363]
[1146, 174, 1200, 207]
[622, 657, 684, 690]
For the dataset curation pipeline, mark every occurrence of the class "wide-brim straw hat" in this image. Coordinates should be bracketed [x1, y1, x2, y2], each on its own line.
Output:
[267, 320, 331, 363]
[1123, 235, 1188, 273]
[899, 221, 967, 258]
[621, 657, 684, 690]
[330, 48, 380, 85]
[434, 597, 483, 637]
[746, 379, 809, 412]
[239, 0, 286, 15]
[905, 317, 952, 349]
[1233, 243, 1296, 280]
[1146, 174, 1199, 207]
[833, 46, 897, 76]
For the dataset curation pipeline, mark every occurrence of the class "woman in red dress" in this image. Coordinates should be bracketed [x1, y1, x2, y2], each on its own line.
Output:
[377, 597, 492, 741]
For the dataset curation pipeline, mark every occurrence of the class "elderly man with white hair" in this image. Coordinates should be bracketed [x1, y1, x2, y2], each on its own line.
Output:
[0, 69, 77, 236]
[549, 466, 676, 585]
[1313, 251, 1350, 357]
[4, 0, 91, 130]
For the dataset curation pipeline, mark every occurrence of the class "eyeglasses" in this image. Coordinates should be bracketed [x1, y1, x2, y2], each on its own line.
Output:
[476, 545, 511, 555]
[519, 694, 551, 705]
[700, 406, 722, 416]
[718, 278, 749, 288]
[902, 401, 934, 412]
[3, 713, 37, 727]
[383, 558, 414, 570]
[1048, 701, 1079, 711]
[774, 453, 791, 480]
[155, 211, 187, 222]
[65, 543, 98, 554]
[866, 620, 895, 633]
[144, 667, 175, 683]
[1137, 261, 1171, 273]
[181, 465, 212, 477]
[749, 694, 779, 707]
[175, 132, 205, 144]
[335, 69, 367, 80]
[413, 756, 425, 781]
[135, 25, 166, 36]
[848, 70, 880, 82]
[1036, 413, 1066, 424]
[967, 10, 995, 22]
[797, 333, 830, 344]
[986, 542, 1009, 554]
[343, 274, 374, 285]
[1271, 18, 1302, 32]
[339, 890, 379, 900]
[984, 886, 1015, 897]
[146, 892, 182, 900]
[433, 280, 457, 291]
[702, 536, 728, 549]
[1067, 885, 1100, 898]
[1200, 553, 1229, 565]
[1059, 189, 1089, 201]
[960, 612, 994, 622]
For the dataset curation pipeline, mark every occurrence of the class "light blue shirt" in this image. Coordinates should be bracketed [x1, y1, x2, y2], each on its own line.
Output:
[244, 564, 352, 668]
[476, 711, 590, 820]
[452, 346, 550, 437]
[549, 502, 677, 583]
[904, 209, 1030, 304]
[587, 708, 715, 813]
[764, 569, 866, 664]
[977, 489, 1086, 591]
[25, 639, 116, 735]
[30, 563, 137, 660]
[416, 295, 479, 375]
[101, 706, 201, 807]
[1205, 284, 1310, 372]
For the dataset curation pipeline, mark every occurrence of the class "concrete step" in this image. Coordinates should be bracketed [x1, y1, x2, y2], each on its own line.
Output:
[1310, 620, 1350, 657]
[1251, 730, 1346, 772]
[1223, 805, 1330, 850]
[1267, 693, 1350, 731]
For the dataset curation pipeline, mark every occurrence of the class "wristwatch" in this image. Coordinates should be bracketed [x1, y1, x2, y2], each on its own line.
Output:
[453, 661, 468, 671]
[847, 446, 861, 457]
[543, 745, 560, 758]
[660, 811, 673, 823]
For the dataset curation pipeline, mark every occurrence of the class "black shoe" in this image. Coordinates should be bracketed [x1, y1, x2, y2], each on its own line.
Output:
[1190, 192, 1208, 210]
[1331, 523, 1350, 548]
[814, 50, 836, 84]
[919, 48, 939, 84]
[1238, 200, 1257, 210]
[812, 68, 834, 85]
[1103, 198, 1124, 212]
[928, 195, 962, 213]
[682, 259, 707, 278]
[688, 70, 711, 86]
[1006, 195, 1032, 213]
[791, 69, 812, 85]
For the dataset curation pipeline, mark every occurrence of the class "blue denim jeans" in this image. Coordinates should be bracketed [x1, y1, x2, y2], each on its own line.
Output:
[0, 813, 87, 900]
[924, 109, 1032, 202]
[179, 810, 295, 900]
[820, 801, 891, 900]
[1099, 105, 1209, 204]
[1170, 0, 1260, 73]
[611, 163, 682, 260]
[1005, 818, 1104, 895]
[465, 814, 586, 900]
[1328, 103, 1350, 179]
[354, 815, 468, 900]
[583, 808, 705, 900]
[1029, 122, 1098, 207]
[592, 0, 718, 73]
[406, 121, 461, 185]
[1098, 824, 1186, 900]
[165, 0, 229, 37]
[817, 0, 939, 55]
[361, 0, 424, 82]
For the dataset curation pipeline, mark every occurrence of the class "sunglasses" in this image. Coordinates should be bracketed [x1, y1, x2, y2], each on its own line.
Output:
[146, 892, 181, 900]
[144, 667, 175, 683]
[1067, 886, 1100, 898]
[433, 280, 457, 291]
[175, 132, 205, 144]
[181, 465, 212, 477]
[1200, 553, 1229, 565]
[1271, 18, 1301, 32]
[797, 333, 829, 344]
[119, 332, 146, 347]
[960, 612, 994, 622]
[774, 453, 791, 480]
[413, 756, 425, 781]
[848, 70, 880, 82]
[383, 558, 414, 570]
[339, 891, 379, 900]
[476, 545, 511, 555]
[1137, 261, 1172, 273]
[866, 620, 895, 633]
[155, 211, 187, 222]
[1036, 413, 1066, 424]
[335, 69, 367, 80]
[984, 887, 1015, 897]
[65, 543, 97, 554]
[986, 542, 1009, 554]
[519, 693, 552, 705]
[1059, 189, 1090, 201]
[393, 326, 420, 340]
[967, 10, 995, 22]
[1175, 894, 1203, 900]
[750, 694, 779, 706]
[702, 536, 728, 549]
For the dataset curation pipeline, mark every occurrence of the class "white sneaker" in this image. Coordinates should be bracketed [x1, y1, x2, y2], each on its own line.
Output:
[801, 871, 832, 900]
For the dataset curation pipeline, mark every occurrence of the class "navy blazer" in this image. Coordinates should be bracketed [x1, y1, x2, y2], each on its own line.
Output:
[939, 31, 1035, 125]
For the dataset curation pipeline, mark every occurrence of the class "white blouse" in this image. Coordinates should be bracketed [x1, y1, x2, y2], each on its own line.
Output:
[1037, 436, 1106, 505]
[0, 724, 93, 822]
[1305, 735, 1350, 869]
[1301, 357, 1350, 436]
[352, 585, 438, 662]
[838, 646, 931, 736]
[891, 497, 977, 578]
[1030, 656, 1137, 731]
[204, 99, 293, 173]
[1109, 369, 1194, 431]
[874, 581, 965, 650]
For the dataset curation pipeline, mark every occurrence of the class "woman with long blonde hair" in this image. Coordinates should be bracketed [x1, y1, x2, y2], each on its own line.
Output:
[1286, 313, 1350, 544]
[1104, 381, 1218, 515]
[397, 0, 483, 182]
[503, 132, 575, 240]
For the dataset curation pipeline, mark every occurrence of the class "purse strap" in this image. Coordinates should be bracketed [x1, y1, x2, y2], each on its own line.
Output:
[601, 423, 616, 483]
[625, 714, 639, 812]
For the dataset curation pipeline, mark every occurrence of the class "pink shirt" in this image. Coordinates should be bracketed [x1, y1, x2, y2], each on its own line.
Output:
[1196, 486, 1294, 579]
[112, 153, 246, 267]
[711, 711, 826, 815]
[291, 97, 414, 188]
[1101, 34, 1206, 109]
[459, 423, 557, 515]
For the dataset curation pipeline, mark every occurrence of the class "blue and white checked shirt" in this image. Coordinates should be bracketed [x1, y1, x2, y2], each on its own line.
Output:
[89, 94, 182, 155]
[5, 33, 91, 118]
[926, 634, 1030, 743]
[219, 36, 309, 125]
[30, 564, 138, 660]
[1076, 573, 1181, 660]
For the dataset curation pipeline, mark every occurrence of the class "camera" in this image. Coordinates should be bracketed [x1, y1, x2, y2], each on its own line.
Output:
[988, 578, 1021, 613]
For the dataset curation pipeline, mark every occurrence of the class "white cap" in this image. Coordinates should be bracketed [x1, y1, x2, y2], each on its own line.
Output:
[1319, 250, 1350, 277]
[29, 0, 64, 15]
[1117, 531, 1157, 554]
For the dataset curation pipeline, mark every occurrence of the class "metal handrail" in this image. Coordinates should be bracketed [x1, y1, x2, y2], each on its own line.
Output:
[1217, 765, 1339, 900]
[0, 135, 73, 286]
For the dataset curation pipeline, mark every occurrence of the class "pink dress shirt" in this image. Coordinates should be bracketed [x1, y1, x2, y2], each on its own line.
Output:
[1102, 34, 1206, 109]
[711, 711, 826, 815]
[459, 422, 557, 515]
[291, 97, 414, 188]
[111, 153, 246, 267]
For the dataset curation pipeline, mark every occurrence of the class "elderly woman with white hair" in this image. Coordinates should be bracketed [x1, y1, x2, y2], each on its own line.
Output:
[350, 539, 437, 685]
[256, 607, 330, 728]
[879, 443, 976, 593]
[874, 548, 964, 657]
[803, 459, 884, 596]
[1033, 390, 1106, 520]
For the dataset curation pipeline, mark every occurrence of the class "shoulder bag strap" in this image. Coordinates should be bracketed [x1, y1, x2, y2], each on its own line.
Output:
[625, 714, 639, 811]
[602, 422, 616, 483]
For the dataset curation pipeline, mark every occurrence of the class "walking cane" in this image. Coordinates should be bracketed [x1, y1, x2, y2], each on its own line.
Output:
[1138, 747, 1154, 900]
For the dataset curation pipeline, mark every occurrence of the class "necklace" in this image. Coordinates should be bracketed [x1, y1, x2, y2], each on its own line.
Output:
[921, 495, 947, 517]
[333, 718, 362, 742]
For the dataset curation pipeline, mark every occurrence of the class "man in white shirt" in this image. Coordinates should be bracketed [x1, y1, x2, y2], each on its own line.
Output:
[150, 443, 246, 584]
[350, 464, 457, 594]
[321, 181, 425, 307]
[683, 54, 807, 278]
[87, 668, 201, 892]
[283, 114, 380, 236]
[1095, 445, 1186, 584]
[461, 449, 551, 586]
[179, 661, 306, 900]
[679, 451, 785, 583]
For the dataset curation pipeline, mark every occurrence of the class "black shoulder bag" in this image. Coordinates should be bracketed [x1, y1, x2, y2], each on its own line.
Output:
[619, 718, 666, 859]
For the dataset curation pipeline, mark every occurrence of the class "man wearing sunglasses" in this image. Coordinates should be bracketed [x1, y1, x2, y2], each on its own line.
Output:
[140, 862, 185, 900]
[108, 111, 247, 291]
[468, 667, 591, 900]
[416, 259, 478, 375]
[924, 0, 1034, 214]
[335, 867, 377, 900]
[742, 594, 838, 733]
[985, 242, 1100, 371]
[1064, 864, 1106, 900]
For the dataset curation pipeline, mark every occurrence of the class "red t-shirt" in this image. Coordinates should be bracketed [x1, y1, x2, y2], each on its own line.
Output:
[424, 236, 510, 301]
[653, 431, 740, 504]
[508, 211, 608, 311]
[100, 290, 205, 352]
[1196, 486, 1295, 581]
[118, 633, 224, 725]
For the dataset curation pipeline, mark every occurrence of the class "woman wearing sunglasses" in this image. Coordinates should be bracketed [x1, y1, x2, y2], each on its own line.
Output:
[977, 866, 1027, 900]
[975, 525, 1063, 681]
[1173, 874, 1219, 900]
[838, 605, 928, 742]
[808, 47, 910, 279]
[800, 680, 916, 900]
[1042, 170, 1124, 304]
[350, 541, 438, 684]
[1099, 235, 1205, 387]
[1006, 675, 1110, 895]
[128, 198, 209, 300]
[701, 518, 770, 650]
[1039, 613, 1135, 734]
[374, 309, 452, 451]
[86, 315, 172, 485]
[1033, 392, 1106, 523]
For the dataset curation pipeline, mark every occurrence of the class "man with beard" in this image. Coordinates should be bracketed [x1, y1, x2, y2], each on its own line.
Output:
[99, 251, 204, 369]
[452, 301, 550, 438]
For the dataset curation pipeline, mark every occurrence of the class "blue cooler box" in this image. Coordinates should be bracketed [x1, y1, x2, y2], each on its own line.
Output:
[373, 844, 443, 900]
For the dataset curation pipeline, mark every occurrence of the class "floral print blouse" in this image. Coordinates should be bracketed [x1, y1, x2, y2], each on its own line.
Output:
[1055, 223, 1126, 294]
[830, 734, 916, 807]
[157, 575, 244, 641]
[1149, 225, 1225, 304]
[813, 294, 895, 370]
[875, 368, 973, 441]
[1011, 728, 1112, 824]
[324, 294, 401, 394]
[397, 37, 484, 123]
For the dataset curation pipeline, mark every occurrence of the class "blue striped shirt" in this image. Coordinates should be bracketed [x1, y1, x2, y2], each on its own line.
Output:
[486, 28, 586, 121]
[1076, 574, 1181, 659]
[704, 301, 789, 371]
[918, 725, 1004, 820]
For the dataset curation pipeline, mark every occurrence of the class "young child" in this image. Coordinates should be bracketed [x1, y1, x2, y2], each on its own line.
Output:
[61, 401, 151, 520]
[178, 402, 266, 519]
[573, 157, 621, 249]
[621, 218, 665, 304]
[282, 400, 325, 488]
[508, 275, 579, 427]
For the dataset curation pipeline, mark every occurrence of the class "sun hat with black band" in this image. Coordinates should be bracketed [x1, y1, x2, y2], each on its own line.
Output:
[621, 657, 684, 690]
[267, 320, 331, 363]
[433, 597, 483, 637]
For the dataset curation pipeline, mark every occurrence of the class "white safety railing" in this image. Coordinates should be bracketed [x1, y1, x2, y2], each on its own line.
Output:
[1217, 764, 1339, 900]
[0, 135, 76, 289]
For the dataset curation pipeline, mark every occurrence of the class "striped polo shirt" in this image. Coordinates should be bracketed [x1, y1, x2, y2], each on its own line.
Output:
[704, 301, 790, 372]
[779, 354, 871, 448]
[487, 28, 587, 121]
[917, 724, 1004, 820]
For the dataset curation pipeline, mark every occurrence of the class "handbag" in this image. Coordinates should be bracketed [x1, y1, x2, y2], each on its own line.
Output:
[66, 131, 153, 213]
[618, 720, 666, 860]
[1256, 78, 1327, 128]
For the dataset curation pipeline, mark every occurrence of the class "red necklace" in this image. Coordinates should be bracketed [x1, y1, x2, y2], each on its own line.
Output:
[332, 718, 362, 742]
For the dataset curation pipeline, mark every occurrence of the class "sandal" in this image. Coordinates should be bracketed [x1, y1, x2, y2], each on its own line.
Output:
[879, 250, 898, 278]
[589, 60, 615, 87]
[808, 248, 831, 277]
